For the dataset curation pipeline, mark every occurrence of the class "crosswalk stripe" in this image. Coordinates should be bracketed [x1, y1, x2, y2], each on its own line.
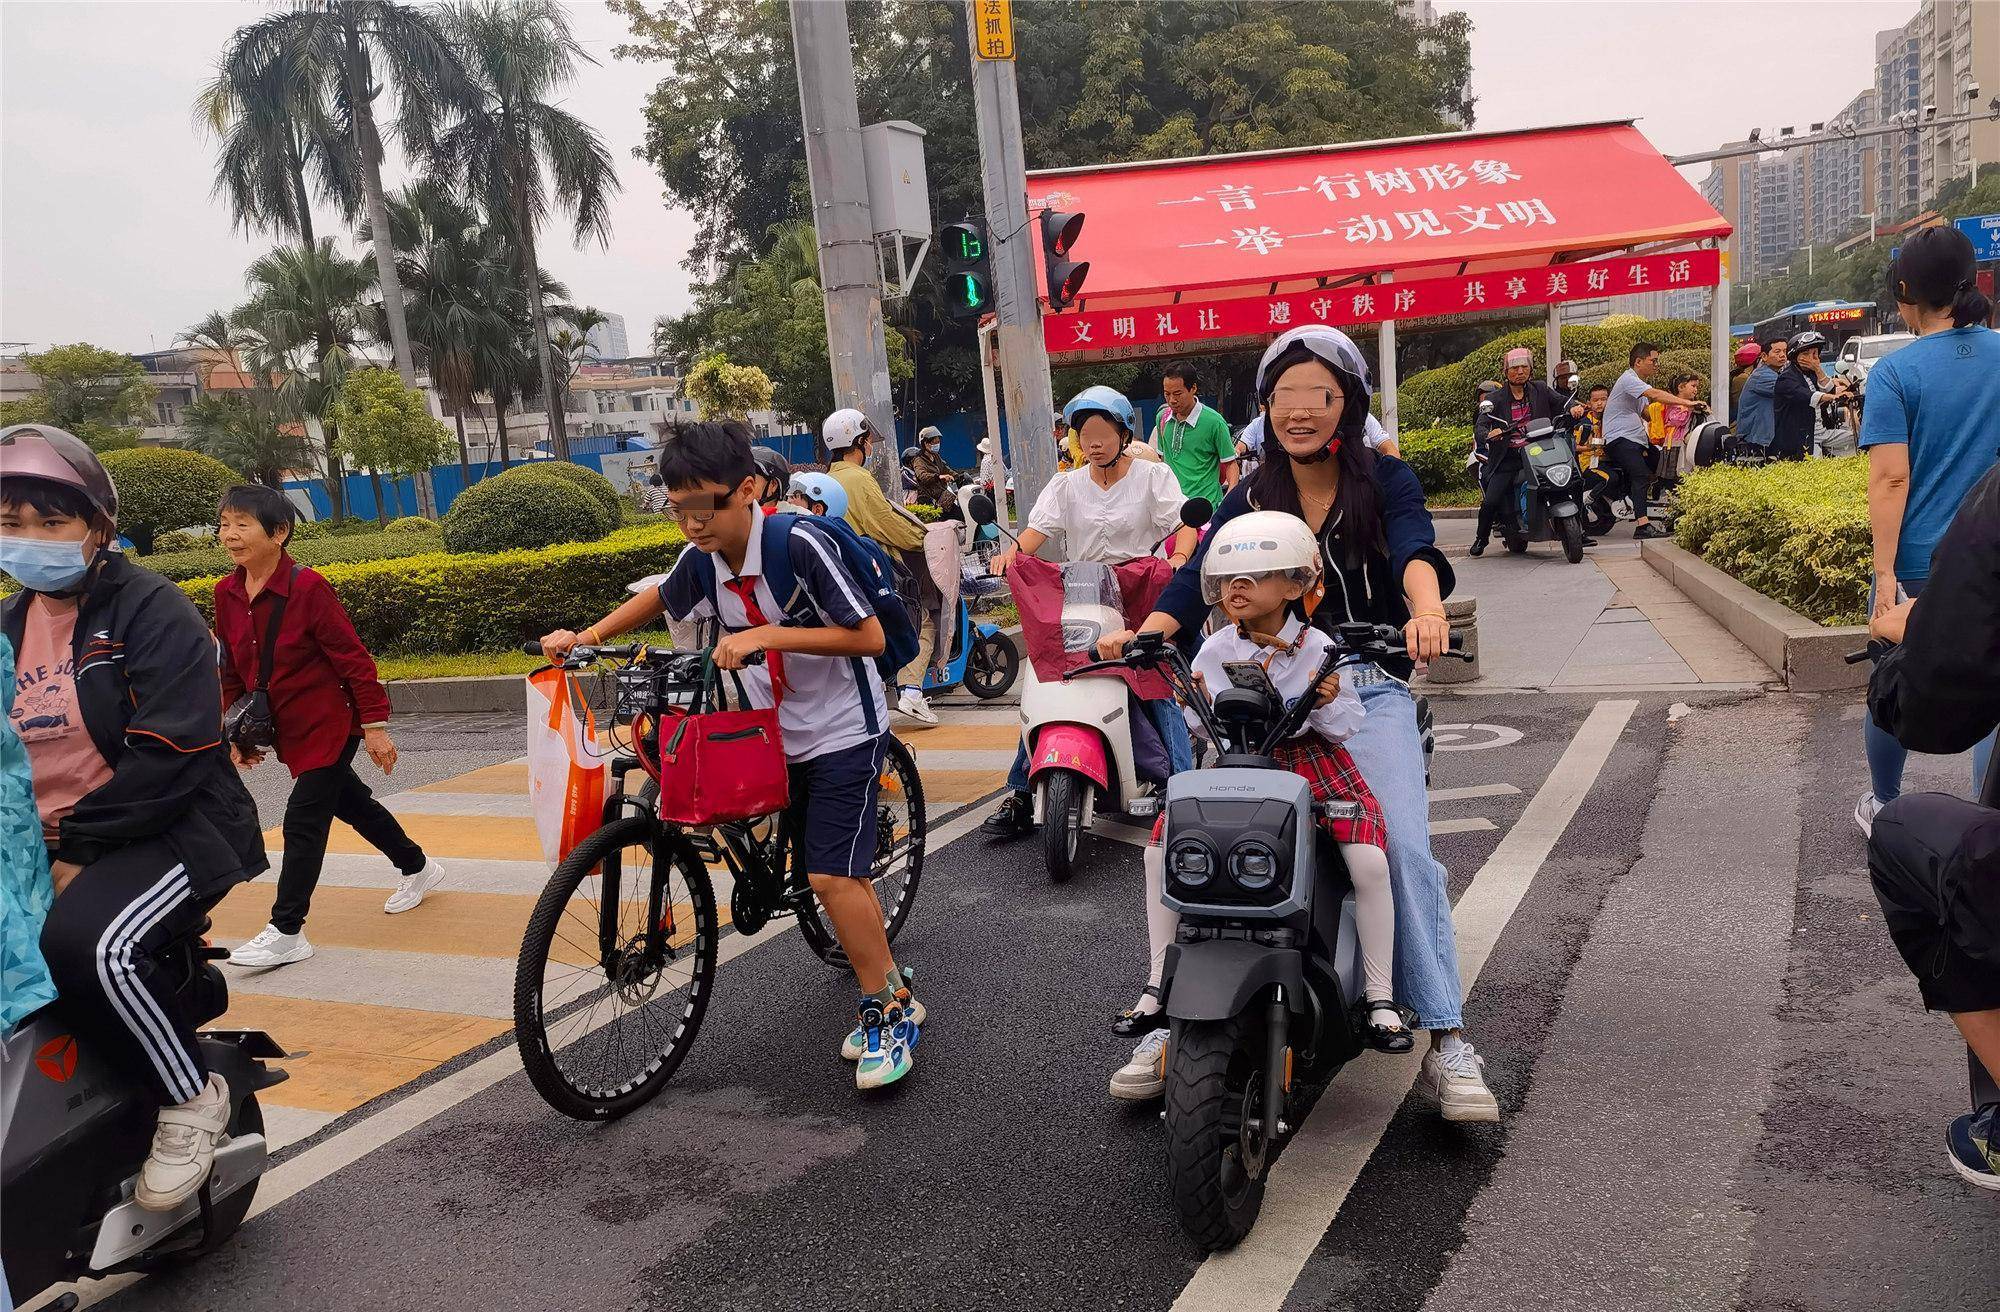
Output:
[218, 993, 511, 1114]
[1430, 817, 1499, 835]
[1429, 784, 1521, 803]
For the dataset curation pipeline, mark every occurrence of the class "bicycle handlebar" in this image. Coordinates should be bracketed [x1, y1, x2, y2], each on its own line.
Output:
[523, 640, 764, 670]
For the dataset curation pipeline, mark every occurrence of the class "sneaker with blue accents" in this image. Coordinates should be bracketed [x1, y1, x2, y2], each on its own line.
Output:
[854, 993, 920, 1090]
[841, 968, 923, 1060]
[1947, 1105, 1999, 1191]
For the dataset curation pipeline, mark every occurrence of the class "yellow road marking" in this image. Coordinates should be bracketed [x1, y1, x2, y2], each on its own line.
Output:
[264, 813, 545, 861]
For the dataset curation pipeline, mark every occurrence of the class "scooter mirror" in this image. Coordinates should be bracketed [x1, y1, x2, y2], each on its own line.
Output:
[1567, 373, 1582, 390]
[967, 492, 998, 526]
[1180, 498, 1213, 528]
[1478, 398, 1495, 415]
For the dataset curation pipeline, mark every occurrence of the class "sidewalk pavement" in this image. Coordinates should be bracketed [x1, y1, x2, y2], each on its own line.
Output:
[210, 706, 1019, 1153]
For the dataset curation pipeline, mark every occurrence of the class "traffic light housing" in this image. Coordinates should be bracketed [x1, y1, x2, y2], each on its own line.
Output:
[941, 220, 992, 320]
[1041, 208, 1088, 311]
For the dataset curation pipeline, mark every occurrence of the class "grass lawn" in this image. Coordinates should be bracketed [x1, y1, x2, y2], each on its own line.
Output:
[376, 629, 679, 682]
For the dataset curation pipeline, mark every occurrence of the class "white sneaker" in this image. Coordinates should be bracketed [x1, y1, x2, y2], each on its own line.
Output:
[1854, 792, 1882, 839]
[1420, 1040, 1500, 1123]
[896, 687, 940, 726]
[134, 1074, 230, 1211]
[384, 858, 446, 914]
[227, 924, 313, 968]
[1109, 1027, 1170, 1101]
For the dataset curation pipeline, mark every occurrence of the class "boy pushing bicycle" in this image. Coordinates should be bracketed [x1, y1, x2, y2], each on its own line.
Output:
[539, 419, 925, 1090]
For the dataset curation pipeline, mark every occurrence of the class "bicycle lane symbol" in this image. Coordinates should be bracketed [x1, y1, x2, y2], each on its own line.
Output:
[1432, 723, 1524, 752]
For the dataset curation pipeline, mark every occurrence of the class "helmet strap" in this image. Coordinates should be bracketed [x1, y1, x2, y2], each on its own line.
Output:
[1298, 435, 1342, 465]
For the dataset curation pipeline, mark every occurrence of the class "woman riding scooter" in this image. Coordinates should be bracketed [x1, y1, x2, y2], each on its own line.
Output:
[1098, 326, 1501, 1123]
[0, 424, 267, 1208]
[980, 385, 1200, 839]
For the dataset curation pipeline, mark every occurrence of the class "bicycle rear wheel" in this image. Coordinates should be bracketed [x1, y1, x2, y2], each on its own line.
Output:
[514, 816, 718, 1120]
[796, 734, 927, 967]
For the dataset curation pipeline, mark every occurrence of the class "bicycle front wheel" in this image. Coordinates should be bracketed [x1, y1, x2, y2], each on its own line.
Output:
[514, 816, 718, 1120]
[796, 734, 927, 967]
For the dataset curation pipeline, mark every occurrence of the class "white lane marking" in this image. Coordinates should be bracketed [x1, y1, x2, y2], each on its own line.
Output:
[1171, 699, 1637, 1312]
[382, 791, 536, 818]
[1428, 784, 1520, 803]
[1428, 817, 1498, 836]
[43, 793, 1009, 1312]
[1432, 723, 1524, 752]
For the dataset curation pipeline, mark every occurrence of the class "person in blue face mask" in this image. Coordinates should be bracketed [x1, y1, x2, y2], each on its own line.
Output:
[0, 424, 266, 1213]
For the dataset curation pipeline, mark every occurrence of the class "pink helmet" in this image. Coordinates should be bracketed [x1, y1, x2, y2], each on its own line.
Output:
[1734, 341, 1762, 367]
[0, 424, 119, 520]
[1503, 347, 1534, 369]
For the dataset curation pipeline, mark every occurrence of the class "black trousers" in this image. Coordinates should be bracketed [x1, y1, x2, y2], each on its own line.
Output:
[1869, 790, 2000, 1109]
[40, 837, 210, 1106]
[1474, 455, 1523, 541]
[1602, 440, 1656, 519]
[273, 736, 426, 934]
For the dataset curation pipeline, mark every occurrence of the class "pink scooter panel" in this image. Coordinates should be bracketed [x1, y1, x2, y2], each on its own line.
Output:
[1027, 723, 1110, 790]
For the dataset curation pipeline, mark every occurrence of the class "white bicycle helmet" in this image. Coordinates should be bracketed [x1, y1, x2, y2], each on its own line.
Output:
[1201, 511, 1322, 605]
[821, 407, 872, 452]
[1253, 326, 1372, 458]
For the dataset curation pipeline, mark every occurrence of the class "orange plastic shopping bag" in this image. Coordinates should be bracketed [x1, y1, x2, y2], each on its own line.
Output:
[526, 667, 606, 867]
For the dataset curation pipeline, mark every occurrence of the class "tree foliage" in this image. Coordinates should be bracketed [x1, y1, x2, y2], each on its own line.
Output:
[683, 354, 775, 419]
[99, 447, 239, 555]
[614, 0, 1474, 416]
[180, 392, 311, 489]
[0, 344, 156, 451]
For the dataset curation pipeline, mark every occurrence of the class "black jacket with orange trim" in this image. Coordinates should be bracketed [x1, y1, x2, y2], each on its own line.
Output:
[3, 550, 266, 895]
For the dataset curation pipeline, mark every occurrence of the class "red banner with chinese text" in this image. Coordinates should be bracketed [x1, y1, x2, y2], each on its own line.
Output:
[1042, 249, 1720, 355]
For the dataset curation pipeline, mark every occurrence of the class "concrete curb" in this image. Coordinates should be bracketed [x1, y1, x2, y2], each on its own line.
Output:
[1640, 539, 1867, 691]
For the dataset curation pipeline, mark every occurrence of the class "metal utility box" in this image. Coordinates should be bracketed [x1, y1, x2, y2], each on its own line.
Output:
[860, 120, 931, 238]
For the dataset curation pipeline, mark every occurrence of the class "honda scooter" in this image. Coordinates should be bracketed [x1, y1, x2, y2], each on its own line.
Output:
[1478, 379, 1590, 564]
[3, 917, 290, 1308]
[1072, 623, 1463, 1251]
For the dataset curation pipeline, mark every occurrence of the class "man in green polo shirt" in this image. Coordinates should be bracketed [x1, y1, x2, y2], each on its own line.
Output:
[1151, 361, 1236, 508]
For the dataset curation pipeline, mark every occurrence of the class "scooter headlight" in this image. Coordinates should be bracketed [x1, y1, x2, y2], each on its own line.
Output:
[1227, 839, 1281, 892]
[1167, 839, 1216, 890]
[1544, 462, 1574, 488]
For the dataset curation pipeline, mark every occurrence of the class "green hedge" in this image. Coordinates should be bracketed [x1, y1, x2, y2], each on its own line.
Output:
[442, 471, 610, 554]
[489, 461, 622, 524]
[141, 525, 446, 582]
[99, 447, 238, 554]
[1673, 457, 1870, 625]
[177, 522, 691, 654]
[386, 516, 432, 533]
[292, 517, 382, 542]
[1396, 426, 1477, 499]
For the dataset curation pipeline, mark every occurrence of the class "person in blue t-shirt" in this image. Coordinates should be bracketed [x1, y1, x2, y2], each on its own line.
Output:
[1855, 224, 2000, 837]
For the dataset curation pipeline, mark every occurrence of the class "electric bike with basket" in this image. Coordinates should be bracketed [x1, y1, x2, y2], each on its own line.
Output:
[510, 641, 927, 1120]
[1073, 622, 1462, 1250]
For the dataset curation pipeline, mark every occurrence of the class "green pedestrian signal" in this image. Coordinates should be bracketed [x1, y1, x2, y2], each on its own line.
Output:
[942, 220, 993, 320]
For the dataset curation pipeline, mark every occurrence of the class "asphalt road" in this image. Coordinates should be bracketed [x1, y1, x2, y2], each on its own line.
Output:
[67, 690, 2000, 1312]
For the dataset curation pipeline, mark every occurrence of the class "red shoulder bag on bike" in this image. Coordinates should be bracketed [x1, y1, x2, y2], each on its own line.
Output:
[648, 655, 789, 826]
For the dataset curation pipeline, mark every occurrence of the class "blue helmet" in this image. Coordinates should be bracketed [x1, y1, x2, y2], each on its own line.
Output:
[787, 471, 848, 519]
[1062, 385, 1136, 436]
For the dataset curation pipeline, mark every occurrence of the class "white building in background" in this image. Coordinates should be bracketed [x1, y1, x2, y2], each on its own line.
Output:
[585, 312, 629, 363]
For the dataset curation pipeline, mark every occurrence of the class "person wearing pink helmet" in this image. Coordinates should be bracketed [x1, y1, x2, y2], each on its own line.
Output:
[1, 424, 266, 1211]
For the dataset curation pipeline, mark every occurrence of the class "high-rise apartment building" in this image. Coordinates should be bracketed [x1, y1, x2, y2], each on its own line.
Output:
[1804, 89, 1879, 248]
[586, 312, 629, 363]
[1878, 19, 1925, 219]
[1916, 0, 2000, 200]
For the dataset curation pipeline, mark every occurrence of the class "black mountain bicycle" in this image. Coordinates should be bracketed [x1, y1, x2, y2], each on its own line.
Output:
[511, 643, 926, 1120]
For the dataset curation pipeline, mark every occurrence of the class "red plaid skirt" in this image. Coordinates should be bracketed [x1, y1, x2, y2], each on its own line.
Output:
[1272, 736, 1388, 850]
[1146, 736, 1387, 851]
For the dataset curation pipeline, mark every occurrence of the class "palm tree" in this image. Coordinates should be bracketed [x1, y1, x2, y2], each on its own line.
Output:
[435, 0, 618, 460]
[177, 311, 311, 489]
[232, 241, 379, 519]
[550, 303, 607, 431]
[214, 2, 469, 389]
[195, 38, 356, 247]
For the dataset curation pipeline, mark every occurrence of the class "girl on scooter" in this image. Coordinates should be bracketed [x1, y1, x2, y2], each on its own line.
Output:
[1098, 326, 1501, 1124]
[979, 385, 1200, 839]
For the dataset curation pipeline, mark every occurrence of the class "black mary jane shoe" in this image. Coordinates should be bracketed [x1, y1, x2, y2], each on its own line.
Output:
[1467, 536, 1488, 558]
[1355, 998, 1416, 1054]
[1113, 985, 1168, 1037]
[980, 792, 1035, 840]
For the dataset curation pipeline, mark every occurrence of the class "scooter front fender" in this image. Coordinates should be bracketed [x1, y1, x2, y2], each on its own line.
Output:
[1547, 497, 1580, 517]
[1027, 723, 1110, 791]
[1164, 940, 1309, 1022]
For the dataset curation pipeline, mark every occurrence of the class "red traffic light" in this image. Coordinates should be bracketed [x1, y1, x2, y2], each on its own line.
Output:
[1040, 209, 1088, 310]
[1043, 210, 1084, 257]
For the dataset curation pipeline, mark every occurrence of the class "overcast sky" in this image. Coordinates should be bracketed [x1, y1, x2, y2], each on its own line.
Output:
[1, 0, 1913, 355]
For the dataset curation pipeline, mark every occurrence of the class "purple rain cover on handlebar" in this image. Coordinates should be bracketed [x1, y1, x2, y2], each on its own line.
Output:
[1009, 555, 1175, 700]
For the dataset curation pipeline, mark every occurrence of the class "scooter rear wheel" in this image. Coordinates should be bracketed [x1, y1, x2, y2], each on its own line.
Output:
[1165, 1016, 1269, 1251]
[1041, 769, 1088, 883]
[964, 632, 1019, 700]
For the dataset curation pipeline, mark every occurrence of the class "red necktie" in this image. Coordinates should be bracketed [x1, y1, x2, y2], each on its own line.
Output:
[724, 576, 785, 695]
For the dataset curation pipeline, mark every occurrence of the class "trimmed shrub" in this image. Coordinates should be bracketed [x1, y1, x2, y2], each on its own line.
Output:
[176, 522, 690, 654]
[99, 447, 238, 554]
[386, 516, 432, 533]
[908, 502, 943, 523]
[1673, 457, 1870, 625]
[1396, 425, 1477, 500]
[442, 471, 611, 555]
[292, 517, 381, 542]
[141, 524, 445, 582]
[491, 460, 622, 524]
[151, 528, 211, 554]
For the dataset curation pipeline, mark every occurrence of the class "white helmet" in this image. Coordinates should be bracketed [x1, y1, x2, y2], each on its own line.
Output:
[1201, 511, 1322, 605]
[822, 407, 872, 452]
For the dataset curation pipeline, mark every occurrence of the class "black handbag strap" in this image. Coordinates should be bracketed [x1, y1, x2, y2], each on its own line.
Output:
[254, 565, 298, 692]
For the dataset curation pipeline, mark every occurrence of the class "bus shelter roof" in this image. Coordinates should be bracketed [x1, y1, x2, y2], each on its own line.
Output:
[1030, 120, 1730, 358]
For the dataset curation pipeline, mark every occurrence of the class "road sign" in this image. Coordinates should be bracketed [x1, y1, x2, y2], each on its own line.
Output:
[1954, 212, 2000, 261]
[973, 0, 1014, 59]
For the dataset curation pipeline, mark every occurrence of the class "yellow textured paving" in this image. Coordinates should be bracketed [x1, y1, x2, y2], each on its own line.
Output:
[264, 812, 545, 860]
[214, 884, 536, 958]
[219, 993, 510, 1113]
[414, 760, 530, 793]
[895, 723, 1021, 751]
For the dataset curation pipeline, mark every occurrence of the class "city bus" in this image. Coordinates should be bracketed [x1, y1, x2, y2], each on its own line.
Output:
[1751, 300, 1886, 353]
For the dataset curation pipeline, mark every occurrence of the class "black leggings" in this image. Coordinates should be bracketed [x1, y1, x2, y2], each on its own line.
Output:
[273, 736, 425, 934]
[1474, 455, 1523, 541]
[40, 838, 210, 1106]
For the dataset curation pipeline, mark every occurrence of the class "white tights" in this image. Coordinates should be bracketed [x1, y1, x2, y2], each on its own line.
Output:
[1137, 839, 1398, 1015]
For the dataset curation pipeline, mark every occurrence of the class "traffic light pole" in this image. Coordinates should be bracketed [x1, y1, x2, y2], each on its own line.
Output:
[964, 5, 1056, 527]
[789, 0, 897, 496]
